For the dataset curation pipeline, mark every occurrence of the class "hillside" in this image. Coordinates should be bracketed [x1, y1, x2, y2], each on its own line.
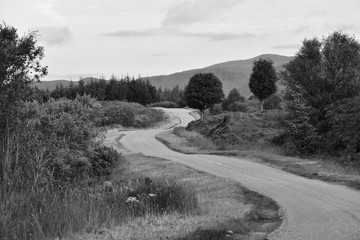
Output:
[33, 77, 100, 91]
[34, 54, 293, 96]
[147, 54, 293, 96]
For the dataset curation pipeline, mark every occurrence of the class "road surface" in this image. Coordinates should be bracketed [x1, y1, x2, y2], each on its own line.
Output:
[115, 108, 360, 240]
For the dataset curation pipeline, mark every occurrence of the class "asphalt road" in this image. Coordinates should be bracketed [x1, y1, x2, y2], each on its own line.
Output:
[117, 108, 360, 240]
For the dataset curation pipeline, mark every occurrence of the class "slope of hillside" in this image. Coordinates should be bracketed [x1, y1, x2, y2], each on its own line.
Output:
[147, 54, 293, 96]
[33, 77, 100, 91]
[34, 54, 293, 96]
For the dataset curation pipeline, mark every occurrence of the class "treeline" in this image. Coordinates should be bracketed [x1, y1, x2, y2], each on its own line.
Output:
[48, 75, 185, 106]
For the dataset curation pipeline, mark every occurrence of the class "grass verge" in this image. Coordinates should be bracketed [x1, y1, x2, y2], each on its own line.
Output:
[159, 128, 360, 190]
[68, 154, 282, 240]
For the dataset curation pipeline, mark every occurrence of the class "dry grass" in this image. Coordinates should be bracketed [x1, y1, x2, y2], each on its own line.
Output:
[67, 154, 281, 240]
[172, 127, 217, 150]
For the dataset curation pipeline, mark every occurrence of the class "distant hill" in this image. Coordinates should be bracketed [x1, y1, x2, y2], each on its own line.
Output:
[34, 54, 293, 96]
[33, 77, 101, 91]
[147, 54, 293, 97]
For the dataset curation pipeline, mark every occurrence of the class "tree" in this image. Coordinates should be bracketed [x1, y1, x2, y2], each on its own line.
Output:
[282, 31, 360, 130]
[184, 73, 224, 117]
[282, 31, 360, 156]
[249, 58, 277, 111]
[222, 87, 245, 110]
[0, 23, 47, 129]
[0, 23, 47, 101]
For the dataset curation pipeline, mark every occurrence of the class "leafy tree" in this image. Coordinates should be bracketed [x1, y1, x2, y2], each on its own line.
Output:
[249, 58, 277, 111]
[184, 73, 224, 117]
[222, 87, 245, 110]
[0, 23, 47, 186]
[282, 31, 360, 156]
[0, 23, 47, 121]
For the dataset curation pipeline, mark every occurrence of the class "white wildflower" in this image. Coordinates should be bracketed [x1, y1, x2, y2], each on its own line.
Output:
[125, 196, 140, 204]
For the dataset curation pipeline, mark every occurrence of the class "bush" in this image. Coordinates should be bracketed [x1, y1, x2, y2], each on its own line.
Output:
[210, 103, 222, 115]
[325, 97, 360, 163]
[284, 103, 320, 155]
[149, 101, 179, 108]
[263, 94, 282, 110]
[173, 127, 217, 150]
[95, 101, 165, 128]
[228, 102, 248, 112]
[89, 146, 125, 179]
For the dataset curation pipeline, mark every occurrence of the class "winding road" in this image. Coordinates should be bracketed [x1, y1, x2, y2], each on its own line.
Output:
[116, 108, 360, 240]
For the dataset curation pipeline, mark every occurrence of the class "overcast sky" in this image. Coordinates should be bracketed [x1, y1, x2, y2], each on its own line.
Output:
[1, 0, 360, 80]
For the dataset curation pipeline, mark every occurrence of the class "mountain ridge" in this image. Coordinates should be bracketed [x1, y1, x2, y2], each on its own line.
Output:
[34, 54, 293, 97]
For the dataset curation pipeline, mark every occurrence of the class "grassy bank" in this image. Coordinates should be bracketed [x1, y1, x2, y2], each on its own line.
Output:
[69, 154, 282, 240]
[159, 113, 360, 190]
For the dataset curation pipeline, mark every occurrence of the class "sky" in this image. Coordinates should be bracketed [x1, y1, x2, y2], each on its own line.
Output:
[1, 0, 360, 80]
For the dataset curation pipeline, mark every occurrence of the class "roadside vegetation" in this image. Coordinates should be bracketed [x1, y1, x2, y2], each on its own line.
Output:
[71, 154, 281, 240]
[0, 23, 194, 240]
[167, 31, 360, 189]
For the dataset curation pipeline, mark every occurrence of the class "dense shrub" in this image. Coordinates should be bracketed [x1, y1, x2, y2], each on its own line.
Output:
[222, 88, 245, 111]
[149, 101, 179, 108]
[95, 101, 164, 127]
[325, 97, 360, 163]
[210, 103, 222, 115]
[228, 102, 248, 112]
[89, 146, 126, 179]
[263, 94, 282, 110]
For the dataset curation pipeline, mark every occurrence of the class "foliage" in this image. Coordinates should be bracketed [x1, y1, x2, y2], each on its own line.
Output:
[283, 99, 320, 155]
[325, 96, 360, 163]
[51, 75, 159, 105]
[263, 94, 282, 110]
[149, 101, 179, 108]
[222, 88, 245, 111]
[173, 127, 217, 150]
[282, 31, 360, 157]
[210, 103, 223, 115]
[0, 23, 48, 135]
[249, 58, 277, 110]
[184, 73, 224, 115]
[95, 101, 164, 128]
[0, 23, 47, 93]
[157, 85, 185, 107]
[228, 102, 248, 112]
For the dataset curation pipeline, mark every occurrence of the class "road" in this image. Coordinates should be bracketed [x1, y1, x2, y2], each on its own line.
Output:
[116, 108, 360, 240]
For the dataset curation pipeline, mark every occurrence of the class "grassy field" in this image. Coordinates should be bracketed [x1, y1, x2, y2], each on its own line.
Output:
[68, 154, 281, 240]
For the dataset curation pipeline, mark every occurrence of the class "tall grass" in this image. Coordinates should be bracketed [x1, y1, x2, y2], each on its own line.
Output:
[0, 177, 198, 240]
[0, 96, 195, 240]
[173, 127, 217, 150]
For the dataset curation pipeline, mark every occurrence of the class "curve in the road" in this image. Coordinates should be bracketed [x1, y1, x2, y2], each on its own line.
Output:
[119, 108, 360, 240]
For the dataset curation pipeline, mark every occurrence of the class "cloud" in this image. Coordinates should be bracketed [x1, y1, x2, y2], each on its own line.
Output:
[272, 44, 301, 50]
[289, 25, 312, 34]
[100, 28, 256, 42]
[335, 23, 357, 31]
[37, 27, 73, 46]
[162, 0, 243, 27]
[100, 29, 163, 38]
